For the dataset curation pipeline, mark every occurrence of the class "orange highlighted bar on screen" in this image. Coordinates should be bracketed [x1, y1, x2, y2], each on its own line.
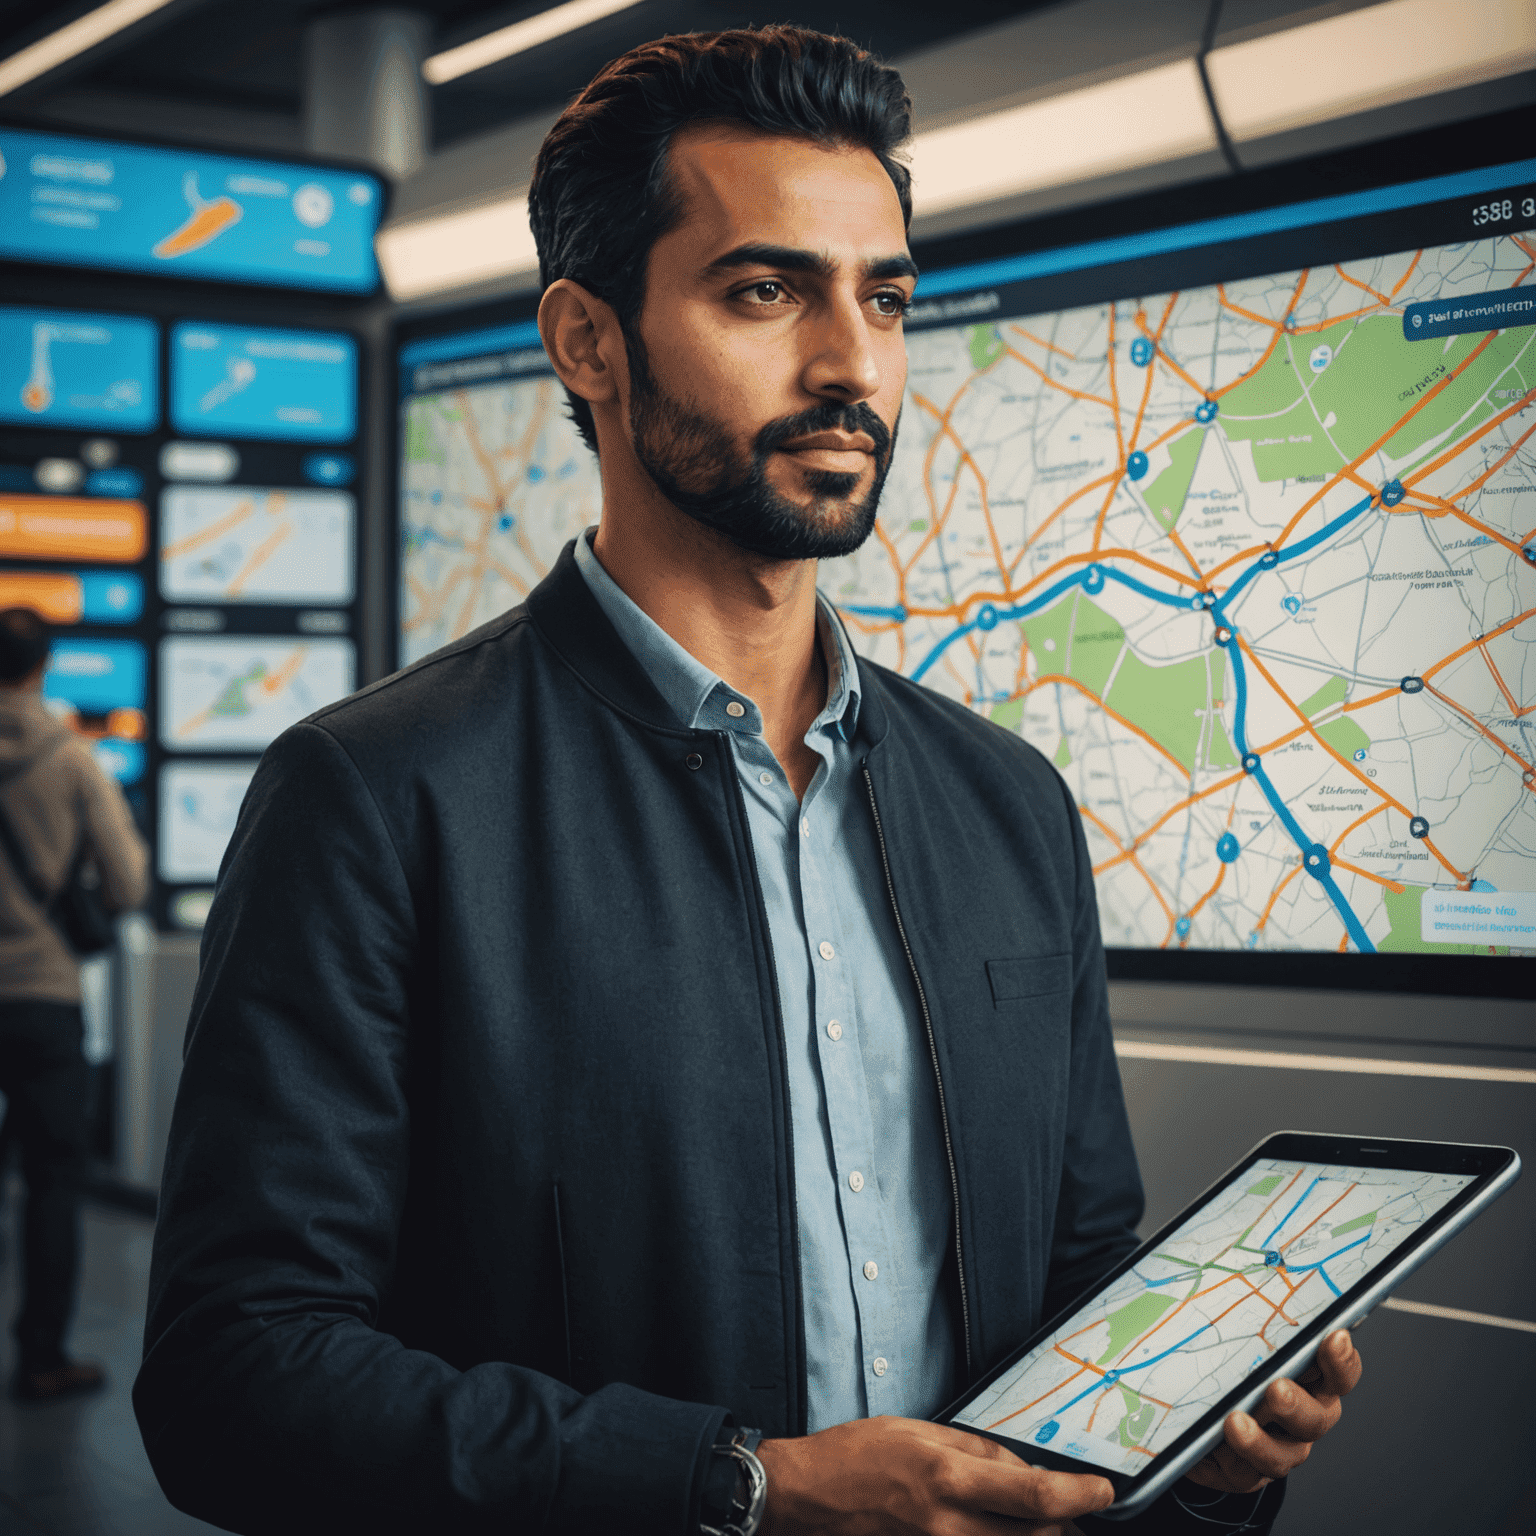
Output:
[0, 497, 147, 563]
[0, 572, 84, 622]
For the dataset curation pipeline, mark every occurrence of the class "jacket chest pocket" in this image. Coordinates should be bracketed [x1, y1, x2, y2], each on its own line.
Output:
[986, 954, 1072, 1008]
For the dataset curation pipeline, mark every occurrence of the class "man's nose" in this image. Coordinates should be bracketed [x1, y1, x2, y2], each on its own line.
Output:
[801, 291, 882, 404]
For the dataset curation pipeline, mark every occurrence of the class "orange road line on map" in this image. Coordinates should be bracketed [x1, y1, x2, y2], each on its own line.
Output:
[1128, 328, 1159, 450]
[1271, 329, 1501, 552]
[1091, 475, 1120, 555]
[1405, 389, 1536, 489]
[1003, 345, 1113, 408]
[1107, 308, 1125, 471]
[1033, 673, 1192, 779]
[1425, 681, 1535, 777]
[908, 375, 991, 580]
[1149, 335, 1207, 399]
[1182, 863, 1227, 930]
[486, 558, 531, 597]
[1217, 286, 1283, 331]
[160, 496, 257, 559]
[225, 521, 291, 598]
[1080, 805, 1126, 850]
[1334, 264, 1390, 307]
[1423, 607, 1536, 681]
[1291, 303, 1383, 335]
[1282, 1181, 1357, 1251]
[1478, 641, 1534, 718]
[1331, 859, 1406, 892]
[1154, 293, 1180, 340]
[1256, 864, 1302, 932]
[1009, 324, 1077, 361]
[986, 1359, 1089, 1428]
[1337, 933, 1350, 952]
[260, 646, 306, 698]
[1389, 251, 1423, 299]
[1330, 802, 1389, 852]
[1342, 687, 1398, 714]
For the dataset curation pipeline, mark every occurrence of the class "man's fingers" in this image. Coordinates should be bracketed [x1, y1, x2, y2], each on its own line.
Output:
[951, 1458, 1115, 1523]
[1223, 1410, 1313, 1480]
[1257, 1375, 1339, 1442]
[1315, 1329, 1363, 1400]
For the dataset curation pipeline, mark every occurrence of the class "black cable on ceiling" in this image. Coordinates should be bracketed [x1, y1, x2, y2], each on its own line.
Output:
[1195, 0, 1243, 176]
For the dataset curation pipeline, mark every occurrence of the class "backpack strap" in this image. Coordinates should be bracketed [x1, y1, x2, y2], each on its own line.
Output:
[0, 738, 72, 907]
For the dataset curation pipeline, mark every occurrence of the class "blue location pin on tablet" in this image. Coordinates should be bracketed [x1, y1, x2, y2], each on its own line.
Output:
[1381, 479, 1406, 506]
[1195, 399, 1219, 424]
[1127, 451, 1148, 480]
[1130, 336, 1153, 366]
[1217, 832, 1239, 863]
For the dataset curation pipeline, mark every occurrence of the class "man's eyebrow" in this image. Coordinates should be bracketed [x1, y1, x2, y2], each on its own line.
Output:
[703, 243, 919, 283]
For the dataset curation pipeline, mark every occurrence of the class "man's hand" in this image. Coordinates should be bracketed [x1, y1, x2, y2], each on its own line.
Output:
[1184, 1328, 1363, 1494]
[757, 1415, 1114, 1536]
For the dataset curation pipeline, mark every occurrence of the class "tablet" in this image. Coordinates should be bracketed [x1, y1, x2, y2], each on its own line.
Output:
[937, 1132, 1520, 1521]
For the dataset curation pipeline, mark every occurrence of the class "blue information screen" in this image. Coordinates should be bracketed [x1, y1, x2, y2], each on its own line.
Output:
[0, 128, 381, 293]
[0, 306, 158, 432]
[45, 638, 147, 714]
[171, 322, 357, 441]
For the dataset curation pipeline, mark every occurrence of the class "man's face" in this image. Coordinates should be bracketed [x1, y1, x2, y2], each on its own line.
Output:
[627, 127, 915, 561]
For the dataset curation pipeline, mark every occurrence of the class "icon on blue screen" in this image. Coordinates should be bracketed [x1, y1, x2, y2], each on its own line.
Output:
[0, 307, 158, 433]
[172, 322, 356, 441]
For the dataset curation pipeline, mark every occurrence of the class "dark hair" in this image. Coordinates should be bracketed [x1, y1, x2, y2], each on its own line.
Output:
[529, 26, 913, 452]
[0, 608, 50, 683]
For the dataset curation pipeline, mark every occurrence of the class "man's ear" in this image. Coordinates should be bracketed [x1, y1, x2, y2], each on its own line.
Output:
[539, 279, 626, 409]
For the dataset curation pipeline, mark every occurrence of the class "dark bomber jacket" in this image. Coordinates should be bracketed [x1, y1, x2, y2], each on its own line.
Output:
[135, 543, 1282, 1534]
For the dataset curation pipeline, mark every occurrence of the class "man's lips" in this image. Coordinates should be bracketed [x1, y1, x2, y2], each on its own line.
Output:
[777, 430, 878, 473]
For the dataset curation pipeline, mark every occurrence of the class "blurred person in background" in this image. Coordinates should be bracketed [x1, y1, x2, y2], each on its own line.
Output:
[0, 606, 147, 1401]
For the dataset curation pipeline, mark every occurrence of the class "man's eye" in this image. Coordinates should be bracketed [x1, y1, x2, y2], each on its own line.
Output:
[873, 292, 909, 317]
[746, 282, 785, 304]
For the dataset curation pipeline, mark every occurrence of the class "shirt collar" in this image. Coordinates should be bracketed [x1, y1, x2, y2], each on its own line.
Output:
[573, 527, 861, 738]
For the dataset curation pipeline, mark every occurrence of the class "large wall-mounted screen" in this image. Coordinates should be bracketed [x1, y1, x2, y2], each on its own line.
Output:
[395, 147, 1534, 991]
[0, 128, 382, 293]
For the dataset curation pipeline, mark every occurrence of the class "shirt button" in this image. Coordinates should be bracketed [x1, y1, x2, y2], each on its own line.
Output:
[872, 1357, 888, 1377]
[818, 941, 835, 961]
[726, 700, 745, 718]
[758, 771, 773, 785]
[863, 1260, 879, 1281]
[826, 1020, 842, 1041]
[849, 1170, 864, 1192]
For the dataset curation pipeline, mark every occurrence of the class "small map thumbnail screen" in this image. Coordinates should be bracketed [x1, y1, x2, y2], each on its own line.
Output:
[397, 155, 1536, 958]
[160, 485, 354, 605]
[158, 761, 259, 882]
[952, 1159, 1473, 1475]
[158, 636, 354, 751]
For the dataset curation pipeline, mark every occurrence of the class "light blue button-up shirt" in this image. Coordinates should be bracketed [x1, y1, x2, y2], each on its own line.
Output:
[573, 531, 956, 1430]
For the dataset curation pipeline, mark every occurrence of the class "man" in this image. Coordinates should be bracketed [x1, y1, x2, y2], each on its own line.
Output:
[137, 28, 1360, 1535]
[0, 607, 147, 1399]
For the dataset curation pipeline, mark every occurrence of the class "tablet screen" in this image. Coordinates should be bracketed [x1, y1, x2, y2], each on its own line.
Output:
[952, 1157, 1474, 1474]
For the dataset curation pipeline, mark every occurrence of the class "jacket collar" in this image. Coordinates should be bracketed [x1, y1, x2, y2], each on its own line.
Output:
[525, 532, 895, 751]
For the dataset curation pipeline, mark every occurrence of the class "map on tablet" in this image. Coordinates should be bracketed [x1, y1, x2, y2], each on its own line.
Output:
[951, 1158, 1473, 1474]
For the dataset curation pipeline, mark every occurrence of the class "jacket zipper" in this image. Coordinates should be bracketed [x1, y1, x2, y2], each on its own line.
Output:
[717, 731, 807, 1432]
[861, 762, 973, 1378]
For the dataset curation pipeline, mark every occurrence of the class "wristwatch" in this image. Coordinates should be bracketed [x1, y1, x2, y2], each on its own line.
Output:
[700, 1426, 767, 1536]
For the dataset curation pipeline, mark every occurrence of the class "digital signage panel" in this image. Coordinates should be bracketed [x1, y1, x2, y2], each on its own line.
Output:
[0, 128, 381, 292]
[170, 323, 356, 441]
[0, 307, 158, 431]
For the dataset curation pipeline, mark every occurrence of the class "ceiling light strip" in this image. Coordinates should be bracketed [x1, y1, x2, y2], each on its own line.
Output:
[424, 0, 646, 86]
[0, 0, 176, 98]
[1380, 1298, 1536, 1334]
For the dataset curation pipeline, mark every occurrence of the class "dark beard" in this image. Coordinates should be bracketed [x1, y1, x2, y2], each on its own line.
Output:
[625, 329, 895, 561]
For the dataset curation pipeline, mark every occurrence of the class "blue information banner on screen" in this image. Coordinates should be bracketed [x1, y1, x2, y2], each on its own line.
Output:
[171, 323, 357, 441]
[0, 128, 381, 293]
[0, 307, 158, 431]
[44, 638, 147, 714]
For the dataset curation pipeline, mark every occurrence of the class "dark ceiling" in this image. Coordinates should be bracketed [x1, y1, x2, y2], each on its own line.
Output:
[2, 0, 1054, 154]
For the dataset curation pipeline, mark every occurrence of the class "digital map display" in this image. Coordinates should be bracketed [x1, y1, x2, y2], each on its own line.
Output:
[159, 637, 354, 750]
[398, 197, 1536, 956]
[400, 372, 602, 662]
[951, 1158, 1472, 1475]
[0, 306, 158, 431]
[161, 486, 354, 604]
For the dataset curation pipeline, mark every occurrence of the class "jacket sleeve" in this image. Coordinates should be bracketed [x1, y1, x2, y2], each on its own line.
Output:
[1038, 768, 1145, 1324]
[71, 740, 148, 912]
[133, 722, 725, 1535]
